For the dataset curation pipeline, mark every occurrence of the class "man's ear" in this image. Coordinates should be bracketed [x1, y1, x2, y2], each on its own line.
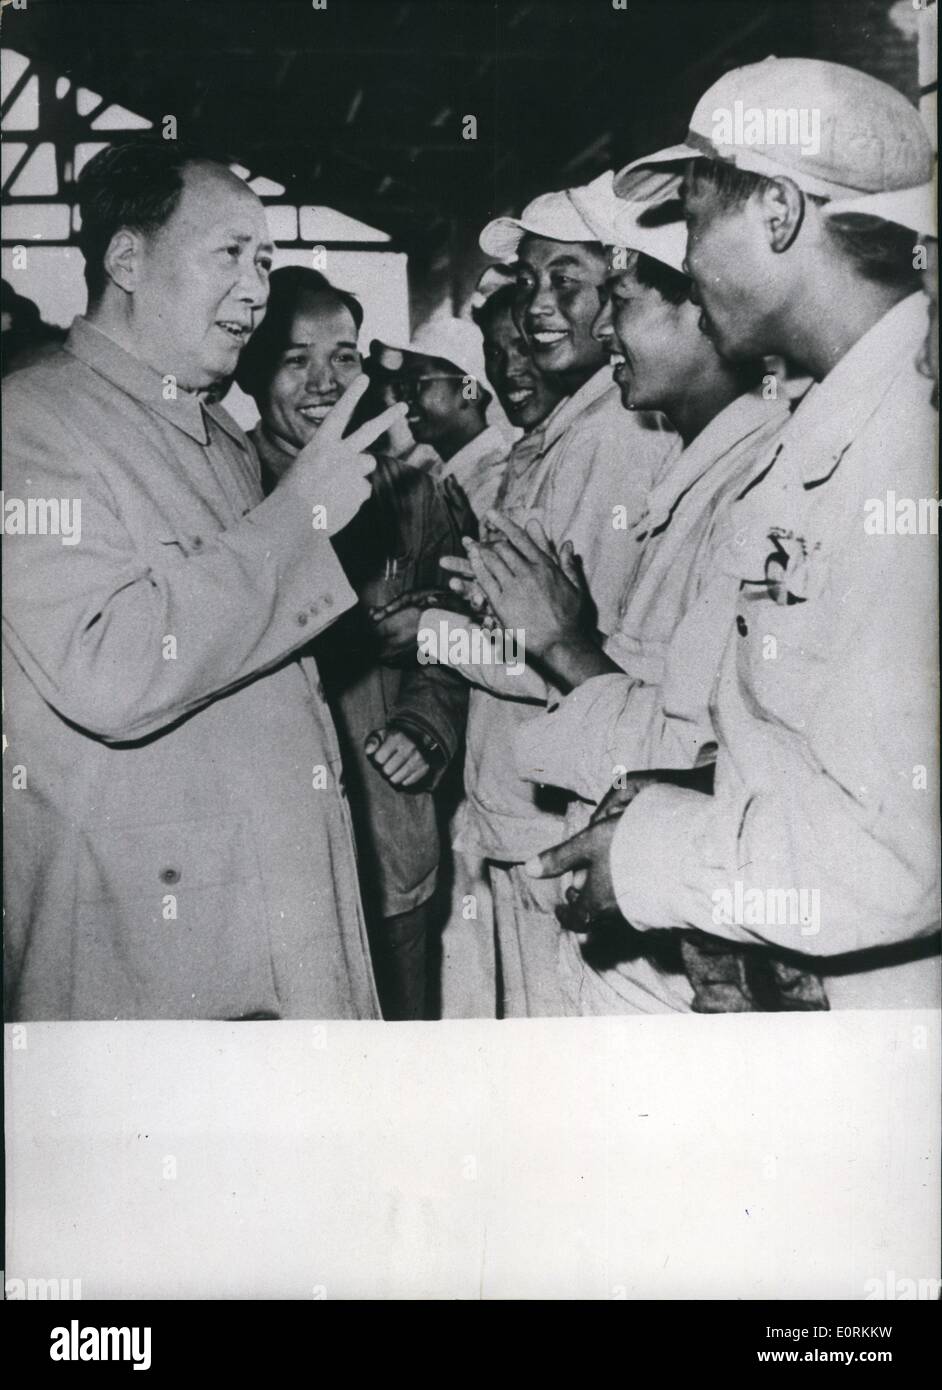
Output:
[102, 228, 143, 294]
[759, 177, 805, 254]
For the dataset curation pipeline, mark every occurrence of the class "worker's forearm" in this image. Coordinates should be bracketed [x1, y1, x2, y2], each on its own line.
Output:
[539, 633, 621, 693]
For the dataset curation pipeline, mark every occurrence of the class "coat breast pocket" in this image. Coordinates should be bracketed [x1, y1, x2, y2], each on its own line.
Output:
[738, 586, 833, 734]
[75, 813, 277, 1019]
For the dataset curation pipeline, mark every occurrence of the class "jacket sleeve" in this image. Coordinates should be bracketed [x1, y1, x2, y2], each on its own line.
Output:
[609, 507, 940, 956]
[1, 378, 357, 743]
[515, 673, 650, 802]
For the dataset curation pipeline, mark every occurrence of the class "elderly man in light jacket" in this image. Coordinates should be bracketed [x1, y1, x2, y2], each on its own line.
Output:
[2, 140, 404, 1020]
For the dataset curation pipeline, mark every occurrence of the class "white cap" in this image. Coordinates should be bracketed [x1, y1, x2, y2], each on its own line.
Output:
[380, 317, 492, 392]
[478, 170, 688, 276]
[823, 177, 937, 237]
[612, 57, 933, 220]
[611, 200, 689, 273]
[478, 171, 613, 261]
[470, 262, 516, 309]
[375, 317, 516, 439]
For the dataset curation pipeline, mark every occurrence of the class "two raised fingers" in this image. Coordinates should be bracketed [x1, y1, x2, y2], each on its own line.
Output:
[319, 374, 409, 452]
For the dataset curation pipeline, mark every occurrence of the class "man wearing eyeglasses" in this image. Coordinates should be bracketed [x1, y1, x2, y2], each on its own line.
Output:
[384, 318, 514, 518]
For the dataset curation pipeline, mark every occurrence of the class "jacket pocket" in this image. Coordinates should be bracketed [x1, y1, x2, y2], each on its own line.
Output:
[74, 814, 278, 1019]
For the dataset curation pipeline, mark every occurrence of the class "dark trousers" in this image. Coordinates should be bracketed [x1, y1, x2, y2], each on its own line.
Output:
[369, 898, 434, 1021]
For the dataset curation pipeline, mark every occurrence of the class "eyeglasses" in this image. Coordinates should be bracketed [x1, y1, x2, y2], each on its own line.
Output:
[393, 375, 465, 403]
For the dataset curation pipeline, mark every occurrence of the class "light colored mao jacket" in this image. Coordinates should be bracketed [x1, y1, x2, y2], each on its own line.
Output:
[515, 390, 791, 802]
[441, 367, 679, 863]
[2, 318, 380, 1020]
[610, 293, 940, 1010]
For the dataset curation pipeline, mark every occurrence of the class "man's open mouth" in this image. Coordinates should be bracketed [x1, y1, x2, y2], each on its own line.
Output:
[297, 403, 335, 423]
[530, 329, 568, 347]
[216, 320, 251, 343]
[505, 385, 536, 407]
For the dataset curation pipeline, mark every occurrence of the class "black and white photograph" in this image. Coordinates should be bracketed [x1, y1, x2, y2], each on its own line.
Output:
[2, 0, 939, 1319]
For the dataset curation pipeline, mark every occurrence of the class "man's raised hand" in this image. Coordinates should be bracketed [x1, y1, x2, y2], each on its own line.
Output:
[279, 375, 407, 535]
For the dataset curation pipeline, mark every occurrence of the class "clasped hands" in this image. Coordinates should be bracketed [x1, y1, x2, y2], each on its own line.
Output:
[526, 772, 660, 933]
[527, 763, 716, 933]
[440, 511, 592, 658]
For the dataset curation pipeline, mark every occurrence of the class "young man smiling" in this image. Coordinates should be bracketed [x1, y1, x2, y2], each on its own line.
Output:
[474, 283, 565, 436]
[435, 285, 566, 1018]
[427, 175, 678, 1018]
[527, 58, 939, 1011]
[236, 267, 469, 1021]
[466, 191, 796, 1013]
[382, 317, 512, 518]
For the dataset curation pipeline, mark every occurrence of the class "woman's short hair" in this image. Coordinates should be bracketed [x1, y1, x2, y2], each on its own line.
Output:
[236, 265, 364, 399]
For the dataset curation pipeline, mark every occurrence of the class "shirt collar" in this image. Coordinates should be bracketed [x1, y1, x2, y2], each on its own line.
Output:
[248, 420, 298, 474]
[448, 422, 507, 470]
[539, 365, 615, 451]
[783, 292, 928, 487]
[634, 391, 789, 535]
[66, 316, 229, 446]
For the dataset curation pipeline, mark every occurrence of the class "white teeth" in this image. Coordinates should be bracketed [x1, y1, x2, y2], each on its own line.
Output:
[506, 389, 534, 404]
[532, 330, 567, 344]
[298, 405, 333, 419]
[217, 322, 247, 338]
[610, 353, 626, 366]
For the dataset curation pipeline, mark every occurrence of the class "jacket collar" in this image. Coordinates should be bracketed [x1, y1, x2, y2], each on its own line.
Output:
[248, 420, 298, 474]
[783, 292, 928, 488]
[65, 316, 245, 448]
[539, 364, 615, 451]
[634, 391, 789, 536]
[447, 422, 507, 472]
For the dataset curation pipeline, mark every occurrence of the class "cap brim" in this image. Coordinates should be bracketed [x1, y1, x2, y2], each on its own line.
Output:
[479, 216, 527, 261]
[610, 206, 689, 273]
[370, 338, 416, 370]
[823, 183, 937, 237]
[613, 144, 702, 201]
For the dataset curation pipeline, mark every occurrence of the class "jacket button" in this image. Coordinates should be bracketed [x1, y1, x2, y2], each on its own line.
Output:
[297, 612, 309, 626]
[191, 536, 204, 550]
[323, 594, 333, 609]
[160, 867, 181, 885]
[736, 615, 748, 636]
